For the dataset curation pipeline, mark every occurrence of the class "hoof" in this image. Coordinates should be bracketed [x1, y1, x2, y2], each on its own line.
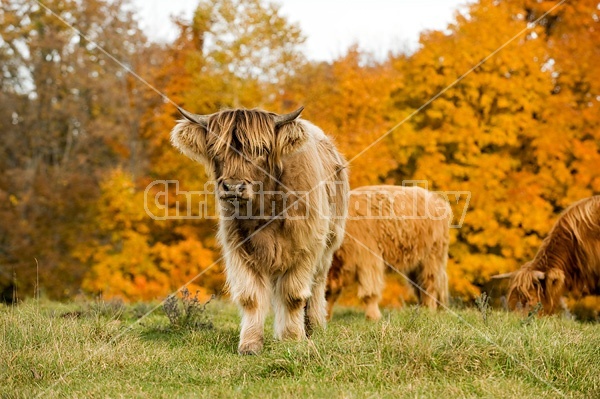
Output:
[280, 328, 306, 342]
[238, 340, 263, 355]
[365, 309, 382, 321]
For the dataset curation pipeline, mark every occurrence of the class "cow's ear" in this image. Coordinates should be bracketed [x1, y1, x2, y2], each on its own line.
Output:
[275, 107, 308, 156]
[171, 118, 209, 165]
[546, 269, 564, 284]
[276, 122, 309, 156]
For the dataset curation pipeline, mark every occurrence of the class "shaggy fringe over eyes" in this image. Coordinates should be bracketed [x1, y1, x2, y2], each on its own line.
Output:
[207, 109, 275, 159]
[507, 267, 543, 307]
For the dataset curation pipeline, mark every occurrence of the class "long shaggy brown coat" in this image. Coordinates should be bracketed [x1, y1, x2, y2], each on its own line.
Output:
[494, 196, 600, 314]
[171, 107, 349, 354]
[326, 185, 451, 320]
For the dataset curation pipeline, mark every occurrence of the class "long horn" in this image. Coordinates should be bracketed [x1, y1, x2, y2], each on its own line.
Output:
[177, 106, 209, 128]
[274, 106, 304, 127]
[532, 270, 545, 280]
[491, 272, 516, 280]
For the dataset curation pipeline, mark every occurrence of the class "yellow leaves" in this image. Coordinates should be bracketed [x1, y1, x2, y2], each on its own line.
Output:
[383, 0, 600, 303]
[78, 168, 222, 302]
[447, 257, 481, 300]
[72, 0, 600, 308]
[282, 47, 399, 187]
[572, 140, 599, 162]
[95, 169, 149, 234]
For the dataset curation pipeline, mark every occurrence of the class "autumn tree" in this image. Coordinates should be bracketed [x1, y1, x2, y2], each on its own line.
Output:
[0, 0, 160, 299]
[522, 0, 600, 204]
[77, 170, 219, 301]
[280, 47, 399, 187]
[388, 0, 600, 300]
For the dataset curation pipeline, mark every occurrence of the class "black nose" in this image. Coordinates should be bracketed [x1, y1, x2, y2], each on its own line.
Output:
[221, 179, 246, 193]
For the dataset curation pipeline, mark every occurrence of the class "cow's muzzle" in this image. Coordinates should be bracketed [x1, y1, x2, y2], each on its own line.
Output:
[219, 179, 250, 201]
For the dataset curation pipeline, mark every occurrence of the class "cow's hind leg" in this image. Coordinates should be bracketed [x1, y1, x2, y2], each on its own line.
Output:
[356, 258, 385, 321]
[306, 254, 332, 334]
[325, 273, 342, 322]
[417, 250, 448, 309]
[273, 267, 312, 341]
[325, 252, 344, 321]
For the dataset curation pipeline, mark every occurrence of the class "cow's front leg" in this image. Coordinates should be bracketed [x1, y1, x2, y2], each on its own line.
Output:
[273, 267, 313, 341]
[237, 288, 270, 355]
[226, 257, 270, 355]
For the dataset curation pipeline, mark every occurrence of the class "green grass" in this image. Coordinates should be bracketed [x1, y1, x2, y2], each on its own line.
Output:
[1, 299, 599, 398]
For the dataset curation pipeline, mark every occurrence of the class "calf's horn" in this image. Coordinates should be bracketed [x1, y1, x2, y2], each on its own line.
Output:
[274, 106, 304, 127]
[177, 106, 209, 128]
[532, 270, 545, 280]
[491, 272, 515, 279]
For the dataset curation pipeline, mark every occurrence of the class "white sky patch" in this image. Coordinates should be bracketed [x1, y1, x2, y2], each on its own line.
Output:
[132, 0, 469, 61]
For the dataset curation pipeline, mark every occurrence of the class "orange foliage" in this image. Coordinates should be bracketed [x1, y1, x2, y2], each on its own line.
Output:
[79, 170, 222, 302]
[385, 0, 600, 308]
[281, 47, 399, 187]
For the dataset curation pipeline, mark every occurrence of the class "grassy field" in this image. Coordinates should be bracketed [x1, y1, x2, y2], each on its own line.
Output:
[1, 298, 599, 398]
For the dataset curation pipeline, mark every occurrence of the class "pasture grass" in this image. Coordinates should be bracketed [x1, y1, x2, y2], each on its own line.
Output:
[1, 298, 599, 398]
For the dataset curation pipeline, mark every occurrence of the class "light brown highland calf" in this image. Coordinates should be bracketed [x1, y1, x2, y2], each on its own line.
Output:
[493, 196, 600, 315]
[171, 106, 349, 354]
[326, 185, 451, 320]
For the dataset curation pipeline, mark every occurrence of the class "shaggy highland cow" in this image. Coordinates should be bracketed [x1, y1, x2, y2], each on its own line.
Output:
[493, 196, 600, 314]
[171, 106, 349, 354]
[326, 185, 451, 320]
